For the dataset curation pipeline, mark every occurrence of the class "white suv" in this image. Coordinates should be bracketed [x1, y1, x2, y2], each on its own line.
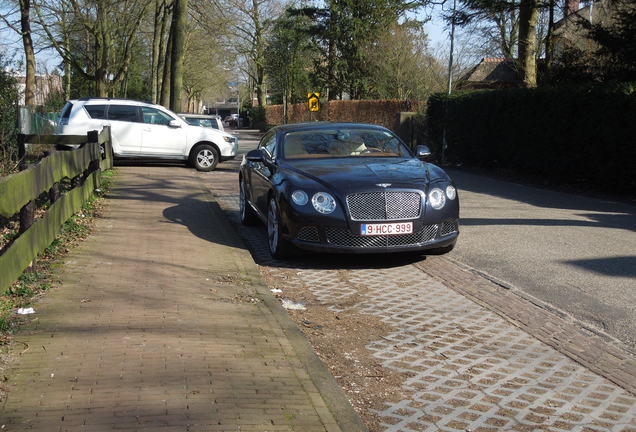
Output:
[56, 98, 238, 171]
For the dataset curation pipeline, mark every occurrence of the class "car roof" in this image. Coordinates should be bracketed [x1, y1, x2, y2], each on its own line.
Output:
[73, 98, 167, 109]
[273, 122, 390, 133]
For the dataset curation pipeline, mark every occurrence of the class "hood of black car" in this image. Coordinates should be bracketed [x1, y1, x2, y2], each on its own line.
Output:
[281, 157, 439, 193]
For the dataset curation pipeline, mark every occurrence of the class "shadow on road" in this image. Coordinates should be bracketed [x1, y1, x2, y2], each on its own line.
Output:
[562, 255, 636, 278]
[461, 213, 636, 232]
[448, 168, 636, 232]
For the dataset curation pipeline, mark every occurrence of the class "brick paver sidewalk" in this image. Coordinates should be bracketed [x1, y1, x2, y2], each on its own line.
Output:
[0, 166, 363, 432]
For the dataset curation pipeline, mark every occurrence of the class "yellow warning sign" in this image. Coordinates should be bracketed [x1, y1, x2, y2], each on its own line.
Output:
[307, 92, 320, 112]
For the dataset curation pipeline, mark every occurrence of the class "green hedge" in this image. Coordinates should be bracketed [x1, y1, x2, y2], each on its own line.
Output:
[428, 84, 636, 193]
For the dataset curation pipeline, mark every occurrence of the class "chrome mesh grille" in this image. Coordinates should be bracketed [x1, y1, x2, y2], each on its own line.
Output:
[346, 192, 421, 221]
[326, 223, 445, 248]
[440, 219, 459, 236]
[296, 226, 320, 242]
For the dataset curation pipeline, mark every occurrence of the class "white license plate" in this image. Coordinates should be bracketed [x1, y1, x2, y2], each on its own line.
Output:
[360, 222, 413, 236]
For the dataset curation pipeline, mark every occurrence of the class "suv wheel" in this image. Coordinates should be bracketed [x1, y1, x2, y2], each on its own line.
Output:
[190, 144, 219, 171]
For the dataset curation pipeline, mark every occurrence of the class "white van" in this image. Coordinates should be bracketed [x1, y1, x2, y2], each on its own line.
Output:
[56, 98, 238, 171]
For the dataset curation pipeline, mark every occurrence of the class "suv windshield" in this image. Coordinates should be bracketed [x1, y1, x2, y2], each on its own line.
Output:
[282, 129, 410, 159]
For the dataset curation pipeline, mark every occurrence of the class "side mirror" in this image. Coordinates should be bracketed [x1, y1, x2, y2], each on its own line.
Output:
[415, 145, 432, 160]
[245, 149, 264, 162]
[168, 120, 181, 128]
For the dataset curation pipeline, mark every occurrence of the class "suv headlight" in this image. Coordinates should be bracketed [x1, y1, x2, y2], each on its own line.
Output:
[312, 192, 336, 214]
[223, 136, 236, 143]
[428, 188, 446, 210]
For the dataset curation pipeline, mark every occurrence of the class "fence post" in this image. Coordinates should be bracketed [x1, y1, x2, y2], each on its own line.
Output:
[17, 134, 27, 171]
[19, 201, 35, 234]
[81, 130, 101, 186]
[49, 183, 60, 203]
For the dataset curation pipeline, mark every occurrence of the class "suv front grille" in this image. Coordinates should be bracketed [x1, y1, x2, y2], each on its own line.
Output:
[346, 191, 421, 221]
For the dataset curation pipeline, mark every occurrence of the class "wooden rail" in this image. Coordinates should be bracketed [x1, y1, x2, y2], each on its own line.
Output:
[0, 127, 113, 291]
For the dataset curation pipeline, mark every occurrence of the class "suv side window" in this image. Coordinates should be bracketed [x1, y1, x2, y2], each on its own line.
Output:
[107, 105, 140, 122]
[85, 105, 107, 119]
[259, 133, 277, 158]
[141, 106, 174, 126]
[59, 102, 73, 125]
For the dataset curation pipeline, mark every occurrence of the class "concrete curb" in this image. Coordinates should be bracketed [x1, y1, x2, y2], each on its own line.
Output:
[200, 182, 368, 432]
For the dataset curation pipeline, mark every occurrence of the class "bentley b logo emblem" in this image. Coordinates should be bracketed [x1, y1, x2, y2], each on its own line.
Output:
[376, 183, 391, 188]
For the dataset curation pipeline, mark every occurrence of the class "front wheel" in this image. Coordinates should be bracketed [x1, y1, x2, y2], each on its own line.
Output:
[190, 144, 219, 172]
[239, 178, 258, 225]
[267, 198, 293, 259]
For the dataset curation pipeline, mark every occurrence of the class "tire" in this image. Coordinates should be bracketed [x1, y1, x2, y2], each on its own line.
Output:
[267, 197, 293, 259]
[190, 144, 219, 172]
[239, 178, 258, 225]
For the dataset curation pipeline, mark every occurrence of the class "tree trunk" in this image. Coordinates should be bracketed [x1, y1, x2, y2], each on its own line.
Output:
[545, 0, 556, 67]
[19, 0, 36, 106]
[517, 0, 539, 87]
[96, 72, 108, 97]
[151, 0, 163, 104]
[160, 27, 173, 107]
[63, 31, 71, 98]
[157, 2, 171, 101]
[255, 62, 266, 107]
[169, 0, 187, 112]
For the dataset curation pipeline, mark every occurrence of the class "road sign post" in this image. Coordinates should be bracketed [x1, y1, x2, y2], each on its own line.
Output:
[307, 92, 320, 121]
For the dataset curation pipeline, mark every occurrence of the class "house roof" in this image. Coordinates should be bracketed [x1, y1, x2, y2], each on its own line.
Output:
[458, 58, 521, 86]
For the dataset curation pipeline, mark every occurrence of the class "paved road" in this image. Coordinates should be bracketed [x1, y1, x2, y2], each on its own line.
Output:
[206, 129, 636, 432]
[448, 169, 636, 350]
[229, 129, 635, 350]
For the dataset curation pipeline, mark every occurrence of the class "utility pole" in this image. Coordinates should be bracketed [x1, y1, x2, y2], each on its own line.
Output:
[441, 0, 457, 165]
[446, 0, 457, 97]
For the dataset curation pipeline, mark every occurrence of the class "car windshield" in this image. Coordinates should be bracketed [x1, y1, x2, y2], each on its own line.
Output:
[282, 129, 410, 159]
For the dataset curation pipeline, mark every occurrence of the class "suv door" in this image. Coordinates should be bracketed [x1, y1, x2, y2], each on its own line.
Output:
[140, 107, 186, 156]
[106, 104, 142, 154]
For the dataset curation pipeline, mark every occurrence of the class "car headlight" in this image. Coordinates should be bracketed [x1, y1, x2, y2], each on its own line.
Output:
[291, 190, 308, 206]
[223, 136, 235, 143]
[312, 192, 336, 214]
[446, 185, 456, 200]
[428, 188, 446, 210]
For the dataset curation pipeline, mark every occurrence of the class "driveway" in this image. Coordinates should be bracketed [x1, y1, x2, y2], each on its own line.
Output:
[448, 169, 636, 349]
[200, 131, 636, 431]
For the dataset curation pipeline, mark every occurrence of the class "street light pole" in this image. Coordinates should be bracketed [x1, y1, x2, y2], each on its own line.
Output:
[442, 0, 457, 165]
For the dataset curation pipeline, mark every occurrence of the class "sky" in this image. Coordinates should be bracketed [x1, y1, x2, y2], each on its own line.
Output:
[1, 3, 453, 74]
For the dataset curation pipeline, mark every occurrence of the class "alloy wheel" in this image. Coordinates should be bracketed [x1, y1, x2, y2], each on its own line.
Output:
[196, 149, 215, 168]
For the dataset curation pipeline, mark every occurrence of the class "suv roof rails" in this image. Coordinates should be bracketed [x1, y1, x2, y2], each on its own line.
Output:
[77, 97, 153, 104]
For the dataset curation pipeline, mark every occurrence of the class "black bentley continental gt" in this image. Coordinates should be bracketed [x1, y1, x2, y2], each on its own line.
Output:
[239, 122, 459, 258]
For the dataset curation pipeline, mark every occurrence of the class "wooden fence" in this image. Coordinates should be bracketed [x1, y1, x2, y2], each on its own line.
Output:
[0, 127, 113, 291]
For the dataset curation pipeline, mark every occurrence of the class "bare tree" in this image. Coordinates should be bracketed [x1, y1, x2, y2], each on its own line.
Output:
[1, 0, 37, 105]
[169, 0, 186, 111]
[34, 0, 150, 96]
[212, 0, 281, 107]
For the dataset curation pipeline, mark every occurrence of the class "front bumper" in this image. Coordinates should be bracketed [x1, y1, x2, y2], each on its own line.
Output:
[287, 219, 459, 254]
[220, 138, 238, 159]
